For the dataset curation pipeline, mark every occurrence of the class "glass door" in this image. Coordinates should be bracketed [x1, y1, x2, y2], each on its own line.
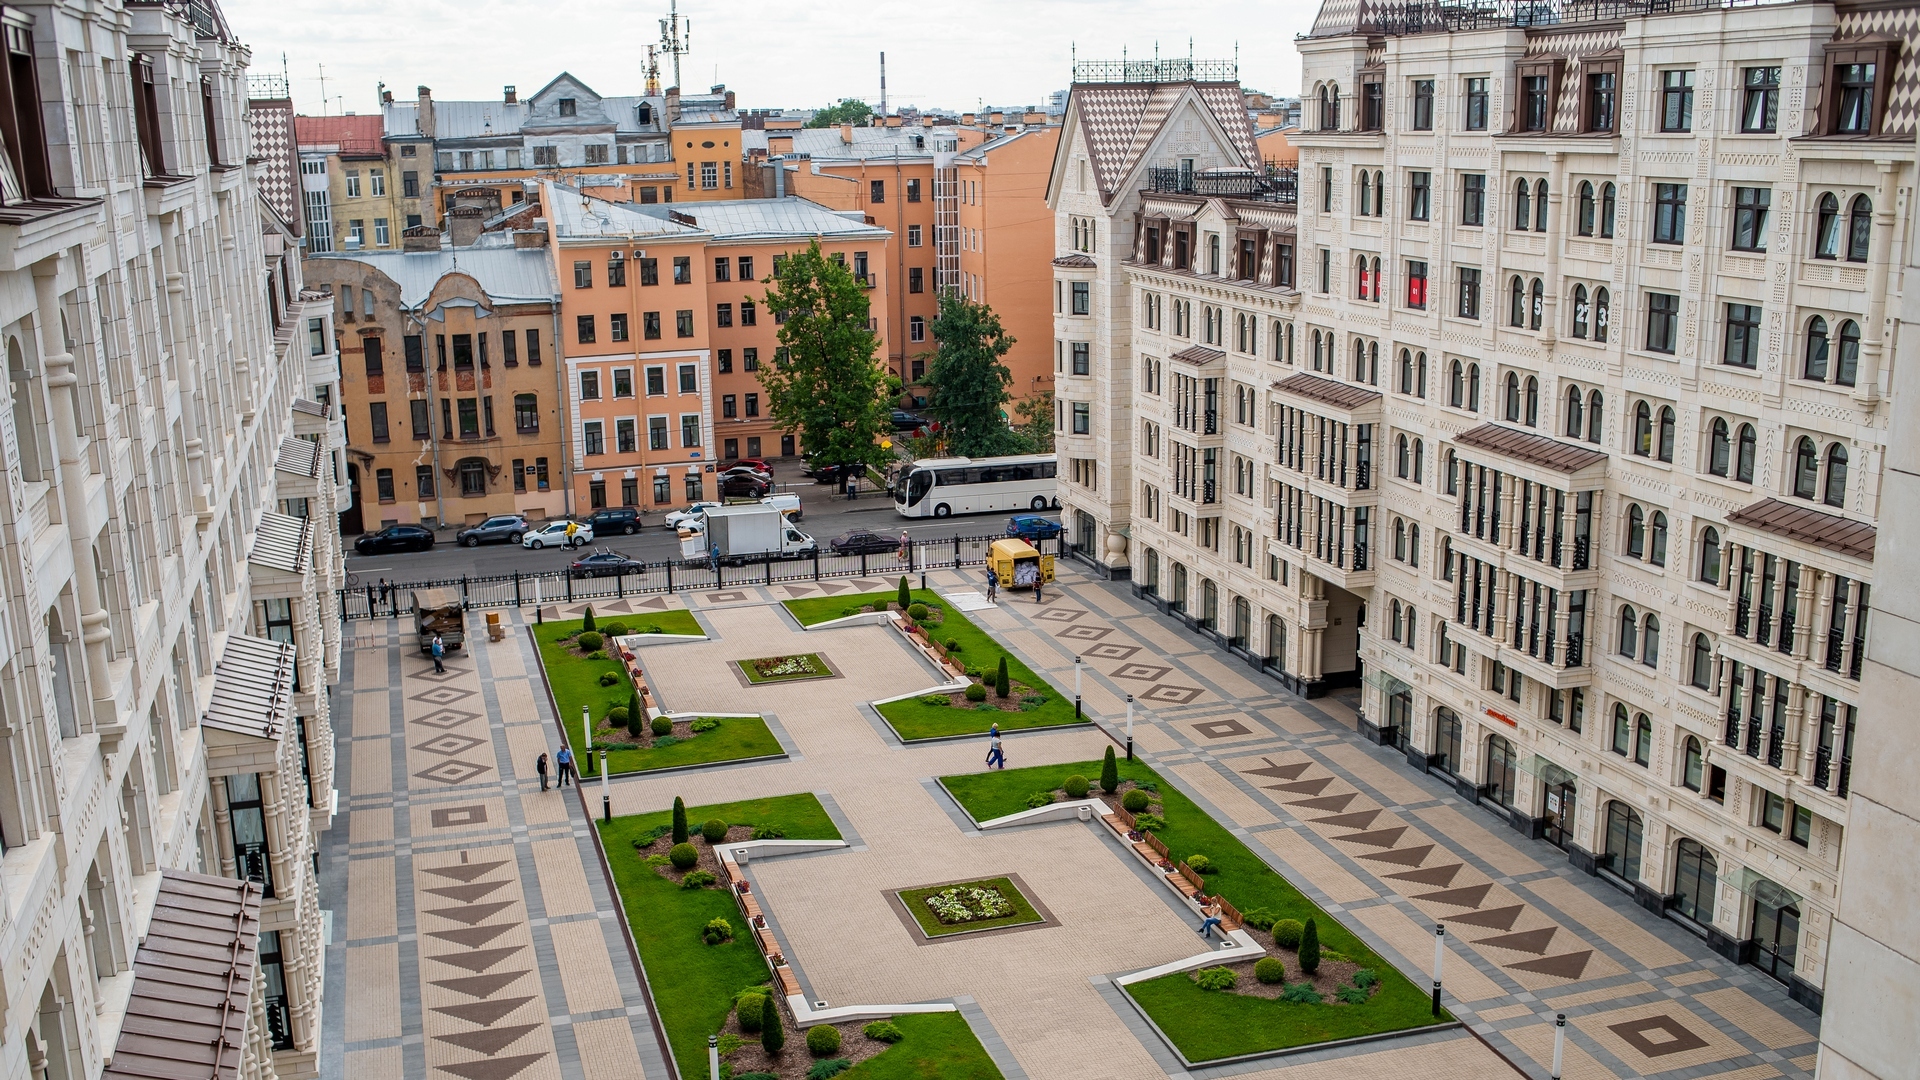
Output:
[1751, 885, 1799, 984]
[1485, 735, 1518, 807]
[1542, 778, 1575, 849]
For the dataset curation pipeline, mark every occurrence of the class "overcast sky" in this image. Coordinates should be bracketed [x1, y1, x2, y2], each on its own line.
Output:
[229, 0, 1317, 117]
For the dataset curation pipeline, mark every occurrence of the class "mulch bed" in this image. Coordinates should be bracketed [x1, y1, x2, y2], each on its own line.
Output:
[595, 716, 696, 747]
[718, 1017, 893, 1079]
[1196, 950, 1372, 1002]
[634, 825, 757, 883]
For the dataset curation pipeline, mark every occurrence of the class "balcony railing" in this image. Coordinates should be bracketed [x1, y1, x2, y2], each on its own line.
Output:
[236, 841, 275, 898]
[1146, 163, 1298, 204]
[1338, 0, 1795, 37]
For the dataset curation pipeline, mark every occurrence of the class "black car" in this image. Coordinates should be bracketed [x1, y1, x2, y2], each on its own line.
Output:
[586, 508, 643, 535]
[719, 474, 770, 498]
[830, 529, 898, 555]
[568, 551, 647, 578]
[805, 461, 860, 485]
[891, 409, 929, 431]
[456, 514, 528, 547]
[354, 524, 435, 555]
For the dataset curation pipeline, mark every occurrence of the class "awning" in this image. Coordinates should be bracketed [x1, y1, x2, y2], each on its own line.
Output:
[204, 633, 296, 740]
[275, 435, 321, 479]
[248, 512, 313, 575]
[102, 870, 263, 1080]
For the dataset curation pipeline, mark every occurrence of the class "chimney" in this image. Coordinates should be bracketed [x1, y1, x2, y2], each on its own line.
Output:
[403, 227, 441, 252]
[885, 115, 902, 128]
[839, 122, 853, 144]
[416, 86, 435, 137]
[961, 112, 975, 125]
[922, 115, 935, 128]
[381, 88, 393, 105]
[989, 111, 1004, 125]
[504, 85, 517, 104]
[723, 89, 736, 112]
[665, 86, 681, 122]
[769, 133, 793, 154]
[1023, 111, 1047, 126]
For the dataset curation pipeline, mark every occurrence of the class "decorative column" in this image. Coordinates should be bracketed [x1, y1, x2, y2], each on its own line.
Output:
[1724, 544, 1745, 634]
[1539, 151, 1567, 351]
[1839, 579, 1864, 675]
[1559, 490, 1578, 568]
[158, 214, 210, 503]
[1793, 569, 1821, 661]
[1852, 160, 1897, 404]
[209, 775, 237, 880]
[1781, 683, 1807, 779]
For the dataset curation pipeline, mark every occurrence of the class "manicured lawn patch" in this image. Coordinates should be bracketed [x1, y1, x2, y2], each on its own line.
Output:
[783, 589, 1084, 739]
[534, 618, 631, 738]
[619, 608, 703, 636]
[896, 877, 1042, 938]
[598, 794, 839, 1077]
[736, 653, 833, 683]
[940, 759, 1444, 1059]
[600, 716, 782, 774]
[839, 1012, 1004, 1080]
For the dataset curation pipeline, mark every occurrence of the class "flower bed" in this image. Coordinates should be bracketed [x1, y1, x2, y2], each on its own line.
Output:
[894, 876, 1042, 938]
[736, 653, 835, 683]
[924, 885, 1013, 924]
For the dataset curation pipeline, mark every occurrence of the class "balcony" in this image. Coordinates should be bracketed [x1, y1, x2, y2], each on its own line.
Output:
[1316, 0, 1795, 38]
[1146, 162, 1298, 205]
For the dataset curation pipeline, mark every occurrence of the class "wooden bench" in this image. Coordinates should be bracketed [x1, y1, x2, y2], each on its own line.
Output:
[774, 966, 802, 996]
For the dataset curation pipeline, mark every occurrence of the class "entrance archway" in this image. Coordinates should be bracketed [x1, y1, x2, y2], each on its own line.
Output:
[1433, 707, 1463, 775]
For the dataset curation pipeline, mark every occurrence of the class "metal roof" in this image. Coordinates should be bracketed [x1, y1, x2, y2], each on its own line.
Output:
[101, 871, 262, 1080]
[1170, 345, 1227, 365]
[291, 398, 328, 416]
[1273, 372, 1382, 410]
[276, 436, 321, 479]
[312, 247, 559, 309]
[546, 184, 890, 243]
[203, 634, 296, 741]
[1727, 497, 1878, 563]
[1053, 254, 1097, 268]
[745, 125, 944, 160]
[1454, 422, 1609, 473]
[249, 511, 313, 575]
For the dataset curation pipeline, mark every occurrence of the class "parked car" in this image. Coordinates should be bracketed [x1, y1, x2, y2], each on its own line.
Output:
[354, 524, 435, 556]
[585, 507, 643, 535]
[521, 521, 594, 549]
[1006, 514, 1064, 542]
[719, 474, 771, 498]
[723, 458, 773, 476]
[718, 464, 772, 483]
[456, 514, 528, 547]
[830, 529, 899, 555]
[805, 461, 861, 485]
[664, 502, 723, 529]
[891, 409, 929, 431]
[568, 551, 646, 578]
[760, 492, 802, 521]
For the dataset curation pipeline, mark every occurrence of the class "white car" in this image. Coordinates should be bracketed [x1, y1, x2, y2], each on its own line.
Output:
[663, 501, 723, 529]
[521, 521, 594, 549]
[760, 492, 802, 521]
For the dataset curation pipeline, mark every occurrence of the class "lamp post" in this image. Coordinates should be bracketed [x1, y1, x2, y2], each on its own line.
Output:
[708, 1034, 719, 1080]
[533, 575, 542, 623]
[1074, 656, 1083, 719]
[1125, 694, 1135, 760]
[1431, 924, 1446, 1016]
[600, 747, 611, 822]
[1551, 1013, 1566, 1079]
[581, 706, 591, 779]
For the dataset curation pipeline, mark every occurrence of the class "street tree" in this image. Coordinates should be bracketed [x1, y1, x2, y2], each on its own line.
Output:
[806, 98, 873, 128]
[1014, 390, 1055, 453]
[925, 294, 1022, 458]
[756, 240, 892, 471]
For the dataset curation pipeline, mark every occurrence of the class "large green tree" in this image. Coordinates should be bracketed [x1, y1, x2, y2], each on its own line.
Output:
[806, 98, 873, 128]
[1014, 391, 1054, 453]
[755, 240, 892, 469]
[925, 294, 1023, 458]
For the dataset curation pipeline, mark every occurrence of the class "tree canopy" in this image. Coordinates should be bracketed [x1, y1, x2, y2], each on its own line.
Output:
[924, 294, 1024, 458]
[806, 99, 873, 128]
[755, 240, 892, 469]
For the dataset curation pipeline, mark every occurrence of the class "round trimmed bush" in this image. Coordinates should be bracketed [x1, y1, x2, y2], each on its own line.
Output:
[1272, 918, 1305, 949]
[577, 631, 604, 652]
[906, 602, 929, 621]
[608, 706, 630, 726]
[805, 1025, 842, 1057]
[1186, 854, 1213, 873]
[1121, 789, 1152, 813]
[1063, 774, 1090, 799]
[964, 682, 988, 702]
[669, 842, 699, 870]
[652, 715, 673, 737]
[736, 993, 766, 1033]
[601, 621, 630, 637]
[597, 671, 620, 687]
[1255, 957, 1287, 984]
[945, 638, 960, 651]
[702, 818, 728, 843]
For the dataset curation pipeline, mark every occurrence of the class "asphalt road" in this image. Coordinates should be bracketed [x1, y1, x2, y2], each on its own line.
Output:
[341, 475, 1052, 585]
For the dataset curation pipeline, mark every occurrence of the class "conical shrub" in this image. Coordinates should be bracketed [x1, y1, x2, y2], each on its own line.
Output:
[1299, 917, 1321, 975]
[671, 796, 688, 845]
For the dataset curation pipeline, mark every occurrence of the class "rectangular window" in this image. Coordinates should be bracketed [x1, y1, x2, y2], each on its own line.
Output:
[1647, 293, 1680, 354]
[514, 394, 538, 432]
[576, 314, 596, 343]
[1071, 401, 1090, 434]
[616, 418, 636, 453]
[1464, 77, 1489, 130]
[1321, 165, 1333, 212]
[451, 334, 474, 371]
[402, 171, 418, 197]
[525, 328, 540, 365]
[580, 370, 600, 400]
[681, 414, 701, 446]
[740, 301, 756, 326]
[722, 394, 737, 418]
[648, 416, 668, 450]
[1723, 303, 1761, 368]
[1071, 342, 1090, 375]
[457, 398, 479, 438]
[1587, 71, 1616, 132]
[1406, 261, 1428, 309]
[716, 302, 733, 327]
[673, 257, 691, 284]
[1732, 187, 1771, 252]
[739, 256, 754, 280]
[482, 395, 495, 436]
[1653, 183, 1687, 244]
[639, 258, 658, 285]
[1409, 171, 1430, 221]
[345, 171, 360, 198]
[613, 369, 634, 398]
[1522, 75, 1550, 131]
[745, 393, 759, 417]
[410, 398, 430, 436]
[375, 468, 394, 501]
[676, 309, 694, 337]
[585, 143, 608, 164]
[1461, 174, 1485, 226]
[1835, 60, 1878, 134]
[415, 464, 433, 498]
[1743, 66, 1780, 133]
[906, 178, 921, 202]
[583, 421, 604, 455]
[1362, 80, 1384, 130]
[513, 458, 526, 493]
[909, 316, 925, 342]
[607, 255, 626, 286]
[713, 257, 731, 282]
[404, 335, 424, 372]
[374, 218, 389, 246]
[1661, 70, 1695, 132]
[1319, 247, 1331, 293]
[1071, 280, 1090, 315]
[364, 336, 385, 376]
[743, 348, 759, 371]
[609, 313, 628, 342]
[908, 267, 923, 293]
[369, 402, 389, 442]
[1411, 79, 1434, 130]
[907, 224, 922, 247]
[717, 349, 732, 373]
[679, 364, 697, 393]
[870, 179, 885, 203]
[646, 367, 665, 395]
[1457, 268, 1481, 319]
[574, 261, 593, 289]
[502, 329, 518, 367]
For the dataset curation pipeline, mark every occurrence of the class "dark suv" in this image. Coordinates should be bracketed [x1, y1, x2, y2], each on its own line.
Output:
[456, 514, 528, 547]
[586, 508, 643, 535]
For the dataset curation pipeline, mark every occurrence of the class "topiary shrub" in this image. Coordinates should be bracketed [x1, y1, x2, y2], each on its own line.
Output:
[1063, 774, 1090, 799]
[862, 1021, 903, 1043]
[945, 638, 960, 651]
[1185, 854, 1213, 874]
[1025, 790, 1055, 809]
[672, 797, 689, 845]
[582, 606, 597, 632]
[806, 1061, 851, 1080]
[702, 818, 729, 843]
[805, 1025, 842, 1057]
[1240, 908, 1278, 931]
[918, 694, 950, 707]
[735, 993, 766, 1033]
[597, 670, 619, 687]
[608, 706, 630, 726]
[1272, 919, 1305, 949]
[680, 869, 717, 889]
[578, 630, 605, 652]
[1121, 789, 1152, 813]
[669, 843, 699, 870]
[1281, 982, 1323, 1004]
[1193, 966, 1238, 991]
[1101, 746, 1120, 793]
[1132, 812, 1166, 831]
[994, 656, 1010, 698]
[964, 682, 987, 702]
[760, 994, 784, 1054]
[1254, 957, 1287, 984]
[898, 576, 911, 609]
[629, 690, 642, 721]
[907, 602, 929, 622]
[1299, 917, 1321, 975]
[602, 621, 630, 637]
[627, 709, 645, 739]
[691, 717, 720, 732]
[702, 917, 733, 944]
[652, 715, 673, 737]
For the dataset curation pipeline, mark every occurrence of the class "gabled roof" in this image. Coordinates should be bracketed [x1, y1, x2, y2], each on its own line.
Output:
[249, 512, 313, 575]
[203, 634, 296, 741]
[101, 871, 262, 1080]
[1065, 82, 1259, 206]
[1454, 423, 1609, 473]
[1727, 498, 1877, 563]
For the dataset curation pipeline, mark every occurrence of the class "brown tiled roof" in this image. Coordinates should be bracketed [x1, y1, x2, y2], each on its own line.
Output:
[1727, 497, 1877, 562]
[1272, 372, 1381, 410]
[1052, 254, 1096, 268]
[203, 633, 296, 740]
[103, 871, 262, 1080]
[1170, 345, 1226, 365]
[1455, 423, 1608, 473]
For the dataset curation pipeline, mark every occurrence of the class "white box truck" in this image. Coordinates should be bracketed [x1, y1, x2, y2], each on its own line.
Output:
[680, 504, 817, 566]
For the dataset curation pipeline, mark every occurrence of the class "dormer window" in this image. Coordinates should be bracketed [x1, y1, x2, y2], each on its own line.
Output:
[1512, 60, 1561, 133]
[1835, 60, 1877, 133]
[0, 14, 52, 202]
[559, 97, 577, 117]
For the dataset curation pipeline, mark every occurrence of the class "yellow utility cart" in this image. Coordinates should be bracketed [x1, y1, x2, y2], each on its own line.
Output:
[988, 538, 1055, 590]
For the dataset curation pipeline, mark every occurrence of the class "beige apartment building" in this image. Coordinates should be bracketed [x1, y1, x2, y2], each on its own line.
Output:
[0, 3, 345, 1079]
[1053, 0, 1911, 1021]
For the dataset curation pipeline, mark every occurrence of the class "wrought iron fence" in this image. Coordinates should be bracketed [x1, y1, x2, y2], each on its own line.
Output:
[338, 534, 1060, 620]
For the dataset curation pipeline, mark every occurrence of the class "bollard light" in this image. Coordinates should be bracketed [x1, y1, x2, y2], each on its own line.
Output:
[1125, 695, 1135, 760]
[708, 1034, 720, 1080]
[1551, 1013, 1566, 1079]
[581, 706, 591, 778]
[600, 748, 611, 822]
[1431, 924, 1446, 1016]
[1074, 656, 1083, 719]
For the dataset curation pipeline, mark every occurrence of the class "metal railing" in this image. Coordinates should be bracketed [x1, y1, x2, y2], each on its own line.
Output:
[1343, 0, 1794, 36]
[1073, 58, 1239, 84]
[1146, 163, 1299, 204]
[340, 533, 1061, 620]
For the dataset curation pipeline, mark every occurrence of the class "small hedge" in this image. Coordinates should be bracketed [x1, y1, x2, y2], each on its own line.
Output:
[907, 602, 929, 621]
[1025, 791, 1054, 809]
[1254, 957, 1287, 984]
[1272, 918, 1305, 949]
[806, 1062, 851, 1080]
[862, 1021, 903, 1043]
[964, 683, 987, 702]
[805, 1024, 842, 1056]
[608, 706, 630, 725]
[701, 917, 733, 945]
[680, 870, 717, 890]
[1122, 789, 1152, 813]
[1186, 854, 1214, 873]
[702, 819, 728, 843]
[691, 717, 720, 733]
[652, 715, 673, 737]
[1063, 774, 1090, 798]
[736, 993, 766, 1033]
[578, 630, 605, 652]
[669, 843, 699, 870]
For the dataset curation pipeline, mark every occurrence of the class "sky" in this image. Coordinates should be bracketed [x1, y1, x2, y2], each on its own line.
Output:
[229, 0, 1319, 117]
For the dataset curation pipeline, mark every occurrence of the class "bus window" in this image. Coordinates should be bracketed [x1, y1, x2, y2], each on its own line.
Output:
[903, 470, 935, 505]
[1039, 461, 1058, 479]
[938, 468, 971, 485]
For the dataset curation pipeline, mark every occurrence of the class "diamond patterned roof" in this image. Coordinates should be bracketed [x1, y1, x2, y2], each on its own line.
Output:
[1071, 82, 1260, 206]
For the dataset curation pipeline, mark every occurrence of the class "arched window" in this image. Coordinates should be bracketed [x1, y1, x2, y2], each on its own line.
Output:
[1449, 360, 1465, 407]
[1373, 171, 1384, 213]
[1394, 518, 1408, 560]
[1699, 525, 1722, 584]
[1593, 286, 1611, 343]
[1390, 598, 1404, 641]
[1587, 389, 1604, 443]
[1530, 277, 1544, 329]
[1445, 449, 1458, 495]
[1370, 256, 1383, 300]
[1572, 284, 1590, 338]
[1356, 255, 1370, 299]
[1415, 351, 1427, 397]
[1396, 434, 1411, 478]
[1578, 181, 1595, 236]
[1848, 194, 1872, 262]
[1608, 798, 1646, 878]
[1650, 511, 1669, 566]
[1354, 337, 1367, 378]
[1709, 418, 1730, 476]
[1794, 436, 1819, 499]
[1509, 275, 1526, 326]
[1514, 178, 1532, 230]
[1525, 377, 1540, 427]
[1736, 423, 1757, 483]
[1690, 635, 1714, 690]
[1412, 438, 1424, 482]
[1836, 320, 1860, 387]
[1612, 702, 1633, 751]
[1319, 84, 1340, 131]
[1367, 340, 1379, 384]
[1467, 364, 1482, 411]
[1358, 170, 1373, 215]
[1627, 504, 1646, 558]
[1505, 372, 1522, 421]
[1634, 712, 1653, 763]
[1633, 401, 1653, 456]
[1657, 406, 1676, 463]
[1825, 444, 1849, 508]
[1399, 348, 1414, 394]
[1534, 178, 1549, 232]
[1673, 839, 1717, 922]
[1682, 736, 1705, 791]
[1804, 316, 1830, 381]
[1815, 192, 1841, 258]
[1565, 385, 1585, 437]
[1600, 182, 1617, 237]
[1409, 523, 1421, 567]
[1406, 608, 1417, 650]
[1619, 605, 1639, 656]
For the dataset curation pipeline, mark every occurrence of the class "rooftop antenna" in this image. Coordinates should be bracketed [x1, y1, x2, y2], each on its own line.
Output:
[658, 0, 691, 90]
[316, 62, 329, 114]
[880, 52, 887, 118]
[645, 45, 661, 95]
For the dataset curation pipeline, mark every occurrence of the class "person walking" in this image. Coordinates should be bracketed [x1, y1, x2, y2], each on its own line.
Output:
[709, 544, 721, 575]
[555, 746, 575, 787]
[536, 752, 550, 792]
[1032, 578, 1044, 604]
[898, 532, 911, 563]
[1196, 896, 1225, 939]
[984, 735, 1005, 770]
[430, 633, 446, 674]
[984, 569, 998, 603]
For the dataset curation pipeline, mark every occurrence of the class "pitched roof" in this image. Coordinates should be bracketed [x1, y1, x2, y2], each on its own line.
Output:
[248, 511, 313, 575]
[1454, 422, 1609, 473]
[203, 634, 296, 740]
[1052, 254, 1097, 268]
[102, 871, 262, 1080]
[1273, 372, 1381, 410]
[1727, 497, 1877, 562]
[1170, 345, 1226, 365]
[544, 184, 891, 244]
[1071, 82, 1259, 205]
[293, 114, 384, 155]
[312, 246, 559, 309]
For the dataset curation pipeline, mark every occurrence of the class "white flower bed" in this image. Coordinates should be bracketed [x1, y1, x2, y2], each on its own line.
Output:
[751, 655, 818, 678]
[923, 885, 1014, 925]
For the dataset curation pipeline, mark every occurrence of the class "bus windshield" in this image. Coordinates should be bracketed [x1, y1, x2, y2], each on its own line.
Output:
[900, 469, 934, 506]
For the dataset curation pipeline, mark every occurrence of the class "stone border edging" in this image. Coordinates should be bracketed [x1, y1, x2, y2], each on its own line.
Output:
[614, 632, 708, 646]
[870, 681, 969, 706]
[799, 610, 894, 631]
[883, 872, 1057, 945]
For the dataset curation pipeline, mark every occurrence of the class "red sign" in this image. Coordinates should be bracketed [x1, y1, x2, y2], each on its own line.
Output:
[1484, 708, 1517, 727]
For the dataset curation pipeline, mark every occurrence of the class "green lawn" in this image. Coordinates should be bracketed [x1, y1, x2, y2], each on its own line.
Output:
[783, 588, 1084, 739]
[940, 759, 1445, 1060]
[736, 653, 833, 683]
[619, 608, 703, 636]
[534, 619, 777, 776]
[896, 876, 1043, 938]
[839, 1012, 1004, 1080]
[598, 794, 840, 1077]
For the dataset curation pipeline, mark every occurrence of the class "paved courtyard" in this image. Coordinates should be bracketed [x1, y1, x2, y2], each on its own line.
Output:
[319, 562, 1820, 1080]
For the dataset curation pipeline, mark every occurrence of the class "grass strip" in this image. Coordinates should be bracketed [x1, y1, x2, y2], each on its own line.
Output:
[895, 876, 1043, 938]
[839, 1012, 1005, 1079]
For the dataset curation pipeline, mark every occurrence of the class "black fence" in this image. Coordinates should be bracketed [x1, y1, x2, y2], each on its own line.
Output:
[339, 533, 1063, 620]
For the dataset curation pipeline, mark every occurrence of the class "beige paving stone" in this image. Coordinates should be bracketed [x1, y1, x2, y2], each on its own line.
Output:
[1476, 1003, 1540, 1022]
[1171, 760, 1278, 826]
[408, 795, 508, 836]
[1319, 742, 1436, 806]
[486, 635, 528, 677]
[342, 1047, 403, 1077]
[489, 675, 543, 725]
[1695, 986, 1819, 1048]
[1577, 1000, 1751, 1073]
[1263, 704, 1333, 734]
[1350, 903, 1509, 1002]
[1667, 968, 1719, 986]
[344, 944, 402, 1041]
[573, 1016, 649, 1080]
[1178, 652, 1271, 699]
[349, 806, 394, 845]
[352, 691, 392, 737]
[521, 786, 576, 824]
[507, 714, 564, 780]
[1543, 980, 1657, 1009]
[1255, 827, 1380, 904]
[549, 917, 627, 1014]
[1413, 805, 1549, 877]
[346, 854, 398, 941]
[1232, 1033, 1512, 1080]
[1525, 876, 1691, 969]
[1505, 1014, 1619, 1080]
[351, 736, 393, 794]
[532, 837, 597, 917]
